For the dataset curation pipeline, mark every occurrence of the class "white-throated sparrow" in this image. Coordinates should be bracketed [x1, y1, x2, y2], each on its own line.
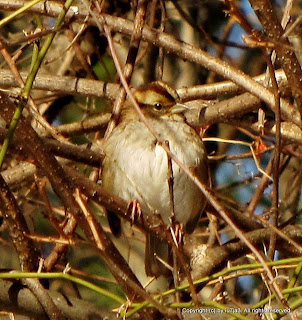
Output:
[102, 81, 209, 277]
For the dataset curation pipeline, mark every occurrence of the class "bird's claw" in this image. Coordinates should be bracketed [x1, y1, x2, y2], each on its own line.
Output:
[127, 199, 142, 226]
[169, 222, 183, 248]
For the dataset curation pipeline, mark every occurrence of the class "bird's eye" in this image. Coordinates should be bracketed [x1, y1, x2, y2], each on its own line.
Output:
[154, 103, 163, 111]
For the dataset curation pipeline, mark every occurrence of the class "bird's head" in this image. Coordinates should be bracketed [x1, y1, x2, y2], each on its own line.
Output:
[133, 81, 187, 118]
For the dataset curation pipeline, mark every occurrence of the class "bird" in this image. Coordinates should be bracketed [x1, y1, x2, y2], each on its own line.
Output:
[101, 81, 209, 278]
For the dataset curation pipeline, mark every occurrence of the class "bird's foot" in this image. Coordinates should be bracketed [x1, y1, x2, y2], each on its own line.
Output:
[169, 222, 183, 248]
[127, 199, 142, 226]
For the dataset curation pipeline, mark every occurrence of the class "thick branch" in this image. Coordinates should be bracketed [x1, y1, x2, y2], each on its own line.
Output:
[0, 278, 115, 320]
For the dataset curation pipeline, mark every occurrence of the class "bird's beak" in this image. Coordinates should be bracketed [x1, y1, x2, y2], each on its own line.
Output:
[170, 103, 188, 114]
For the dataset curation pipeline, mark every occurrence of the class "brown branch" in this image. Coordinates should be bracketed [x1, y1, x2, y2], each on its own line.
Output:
[0, 176, 64, 319]
[0, 1, 299, 124]
[0, 127, 103, 166]
[0, 68, 287, 101]
[21, 278, 67, 320]
[0, 278, 115, 320]
[100, 0, 148, 138]
[0, 70, 119, 100]
[0, 92, 150, 307]
[0, 174, 39, 272]
[190, 225, 302, 281]
[249, 0, 302, 117]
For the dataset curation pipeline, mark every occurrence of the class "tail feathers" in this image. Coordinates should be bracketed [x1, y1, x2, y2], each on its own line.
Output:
[145, 233, 171, 277]
[106, 210, 121, 237]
